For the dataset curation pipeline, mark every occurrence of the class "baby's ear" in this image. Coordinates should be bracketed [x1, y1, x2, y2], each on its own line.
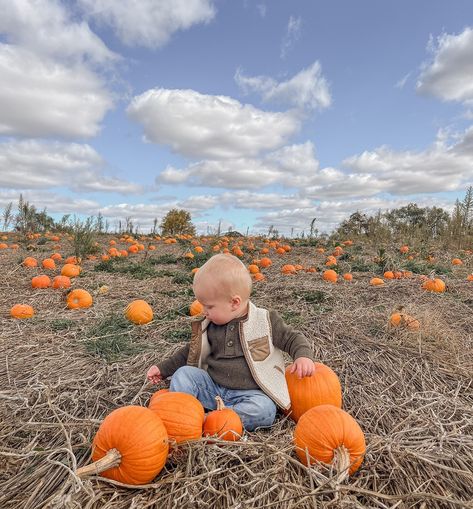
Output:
[231, 294, 242, 309]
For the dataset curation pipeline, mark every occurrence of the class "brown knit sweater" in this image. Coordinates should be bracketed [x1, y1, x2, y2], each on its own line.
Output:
[157, 308, 313, 390]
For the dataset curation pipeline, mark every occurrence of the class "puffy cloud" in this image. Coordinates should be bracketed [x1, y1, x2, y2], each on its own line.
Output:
[158, 142, 319, 189]
[78, 0, 216, 49]
[235, 61, 331, 111]
[219, 191, 312, 210]
[0, 0, 117, 64]
[417, 27, 473, 103]
[342, 130, 473, 196]
[281, 15, 302, 59]
[0, 139, 142, 193]
[0, 189, 100, 215]
[0, 45, 113, 138]
[128, 88, 300, 159]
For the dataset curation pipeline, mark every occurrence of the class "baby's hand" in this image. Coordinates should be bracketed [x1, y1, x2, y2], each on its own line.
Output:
[146, 365, 162, 384]
[289, 357, 314, 379]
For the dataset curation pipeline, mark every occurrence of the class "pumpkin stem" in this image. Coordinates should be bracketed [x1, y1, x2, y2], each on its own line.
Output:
[332, 445, 350, 483]
[215, 396, 225, 411]
[76, 448, 122, 478]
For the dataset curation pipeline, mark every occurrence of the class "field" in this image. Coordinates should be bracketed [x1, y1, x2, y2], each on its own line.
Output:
[1, 234, 472, 508]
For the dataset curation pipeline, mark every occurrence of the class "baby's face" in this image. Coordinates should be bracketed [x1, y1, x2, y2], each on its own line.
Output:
[194, 282, 242, 325]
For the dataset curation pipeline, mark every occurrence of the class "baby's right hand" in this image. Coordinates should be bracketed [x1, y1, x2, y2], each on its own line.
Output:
[146, 365, 162, 384]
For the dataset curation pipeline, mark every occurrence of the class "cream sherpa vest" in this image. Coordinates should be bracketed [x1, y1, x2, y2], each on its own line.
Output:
[187, 301, 291, 409]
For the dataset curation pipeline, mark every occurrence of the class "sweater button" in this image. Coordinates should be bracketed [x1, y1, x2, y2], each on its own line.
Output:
[229, 325, 235, 331]
[227, 340, 233, 347]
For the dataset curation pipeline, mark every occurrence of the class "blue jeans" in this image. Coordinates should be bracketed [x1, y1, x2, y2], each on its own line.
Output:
[169, 366, 277, 431]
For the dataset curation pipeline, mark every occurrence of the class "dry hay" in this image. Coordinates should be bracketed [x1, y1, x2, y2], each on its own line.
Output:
[1, 246, 472, 509]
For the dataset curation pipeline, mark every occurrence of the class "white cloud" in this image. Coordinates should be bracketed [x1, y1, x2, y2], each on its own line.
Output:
[0, 140, 142, 193]
[395, 72, 411, 89]
[0, 189, 100, 216]
[342, 131, 473, 195]
[0, 0, 117, 64]
[219, 191, 312, 210]
[78, 0, 216, 49]
[0, 44, 113, 138]
[257, 4, 267, 18]
[417, 27, 473, 103]
[127, 88, 300, 159]
[235, 61, 331, 111]
[158, 142, 319, 189]
[281, 15, 302, 59]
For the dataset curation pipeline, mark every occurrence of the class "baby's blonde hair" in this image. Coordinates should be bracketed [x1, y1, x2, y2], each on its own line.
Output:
[193, 253, 252, 300]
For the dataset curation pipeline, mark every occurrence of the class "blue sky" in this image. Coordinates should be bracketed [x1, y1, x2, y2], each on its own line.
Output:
[0, 0, 472, 235]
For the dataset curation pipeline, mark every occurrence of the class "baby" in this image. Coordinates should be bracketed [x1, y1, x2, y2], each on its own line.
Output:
[147, 253, 314, 431]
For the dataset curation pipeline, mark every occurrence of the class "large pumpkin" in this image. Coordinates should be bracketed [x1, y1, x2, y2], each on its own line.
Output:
[77, 406, 169, 484]
[203, 396, 243, 441]
[148, 391, 204, 443]
[285, 362, 342, 422]
[294, 404, 366, 478]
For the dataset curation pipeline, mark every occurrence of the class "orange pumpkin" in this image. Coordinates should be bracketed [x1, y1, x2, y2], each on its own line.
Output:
[41, 258, 56, 270]
[281, 264, 296, 275]
[342, 273, 353, 281]
[203, 396, 243, 441]
[285, 362, 342, 422]
[452, 258, 463, 265]
[10, 304, 34, 319]
[23, 257, 38, 268]
[259, 257, 272, 268]
[67, 289, 93, 309]
[467, 274, 473, 281]
[253, 272, 265, 282]
[248, 264, 260, 274]
[294, 405, 366, 477]
[422, 278, 445, 293]
[190, 299, 204, 316]
[125, 299, 153, 324]
[52, 275, 71, 289]
[31, 275, 51, 289]
[148, 391, 204, 443]
[322, 269, 338, 283]
[370, 277, 384, 286]
[61, 263, 81, 277]
[389, 311, 420, 330]
[77, 406, 168, 484]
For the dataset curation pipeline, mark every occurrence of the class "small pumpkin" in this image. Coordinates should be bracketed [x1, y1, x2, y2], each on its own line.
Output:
[422, 278, 445, 293]
[23, 257, 38, 268]
[285, 362, 342, 422]
[52, 275, 71, 289]
[189, 299, 204, 316]
[389, 308, 420, 331]
[259, 257, 272, 268]
[10, 304, 34, 319]
[281, 264, 296, 275]
[76, 406, 168, 484]
[451, 258, 463, 265]
[32, 275, 51, 289]
[294, 405, 366, 478]
[41, 258, 56, 270]
[370, 277, 384, 286]
[203, 396, 243, 441]
[148, 391, 204, 443]
[125, 299, 153, 324]
[322, 269, 337, 283]
[67, 289, 93, 309]
[342, 273, 353, 281]
[61, 263, 81, 278]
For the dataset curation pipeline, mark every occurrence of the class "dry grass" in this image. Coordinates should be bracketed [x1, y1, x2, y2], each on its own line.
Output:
[0, 241, 472, 508]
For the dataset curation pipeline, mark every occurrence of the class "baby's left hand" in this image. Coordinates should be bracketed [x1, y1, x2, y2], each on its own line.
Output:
[289, 357, 315, 379]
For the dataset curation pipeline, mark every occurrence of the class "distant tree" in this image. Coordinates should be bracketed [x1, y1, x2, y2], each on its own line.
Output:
[2, 202, 13, 231]
[160, 209, 196, 236]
